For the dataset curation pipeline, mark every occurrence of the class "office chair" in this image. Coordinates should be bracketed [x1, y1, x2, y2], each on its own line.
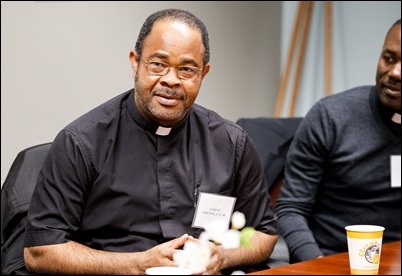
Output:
[236, 117, 303, 267]
[1, 142, 52, 275]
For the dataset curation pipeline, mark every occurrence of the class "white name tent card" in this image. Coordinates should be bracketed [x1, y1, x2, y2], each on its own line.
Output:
[192, 192, 236, 229]
[391, 155, 401, 188]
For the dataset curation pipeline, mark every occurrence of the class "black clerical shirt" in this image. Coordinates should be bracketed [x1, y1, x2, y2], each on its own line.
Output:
[25, 89, 278, 252]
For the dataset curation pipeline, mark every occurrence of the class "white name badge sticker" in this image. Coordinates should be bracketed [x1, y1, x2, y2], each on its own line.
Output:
[192, 192, 236, 229]
[391, 155, 401, 188]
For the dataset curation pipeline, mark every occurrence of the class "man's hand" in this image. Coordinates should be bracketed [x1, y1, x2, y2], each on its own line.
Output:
[203, 241, 225, 275]
[139, 234, 190, 273]
[185, 235, 224, 275]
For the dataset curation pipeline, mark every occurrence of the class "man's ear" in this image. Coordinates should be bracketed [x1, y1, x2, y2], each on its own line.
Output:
[201, 63, 210, 79]
[129, 50, 139, 76]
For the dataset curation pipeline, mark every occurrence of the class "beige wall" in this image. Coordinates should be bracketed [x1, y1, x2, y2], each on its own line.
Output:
[2, 1, 401, 185]
[1, 1, 281, 185]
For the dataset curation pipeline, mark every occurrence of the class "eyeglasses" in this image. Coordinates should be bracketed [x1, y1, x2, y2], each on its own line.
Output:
[139, 56, 203, 81]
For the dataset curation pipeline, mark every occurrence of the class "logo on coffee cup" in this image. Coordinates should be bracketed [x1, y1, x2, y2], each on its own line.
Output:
[358, 241, 380, 264]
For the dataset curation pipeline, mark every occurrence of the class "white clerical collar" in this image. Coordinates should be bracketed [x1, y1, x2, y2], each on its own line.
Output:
[155, 126, 172, 136]
[391, 113, 401, 124]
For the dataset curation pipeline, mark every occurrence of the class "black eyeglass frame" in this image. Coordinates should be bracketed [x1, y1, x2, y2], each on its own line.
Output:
[138, 56, 203, 80]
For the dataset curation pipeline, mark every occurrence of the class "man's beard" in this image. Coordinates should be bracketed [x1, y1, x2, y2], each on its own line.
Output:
[134, 76, 187, 126]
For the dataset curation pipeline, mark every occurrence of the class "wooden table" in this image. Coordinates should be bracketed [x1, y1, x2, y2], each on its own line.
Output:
[249, 240, 401, 275]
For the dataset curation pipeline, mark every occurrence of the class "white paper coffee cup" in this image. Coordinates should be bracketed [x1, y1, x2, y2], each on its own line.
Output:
[345, 225, 385, 275]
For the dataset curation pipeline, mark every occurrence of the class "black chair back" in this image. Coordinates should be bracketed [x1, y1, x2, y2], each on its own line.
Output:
[1, 143, 52, 275]
[236, 117, 303, 267]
